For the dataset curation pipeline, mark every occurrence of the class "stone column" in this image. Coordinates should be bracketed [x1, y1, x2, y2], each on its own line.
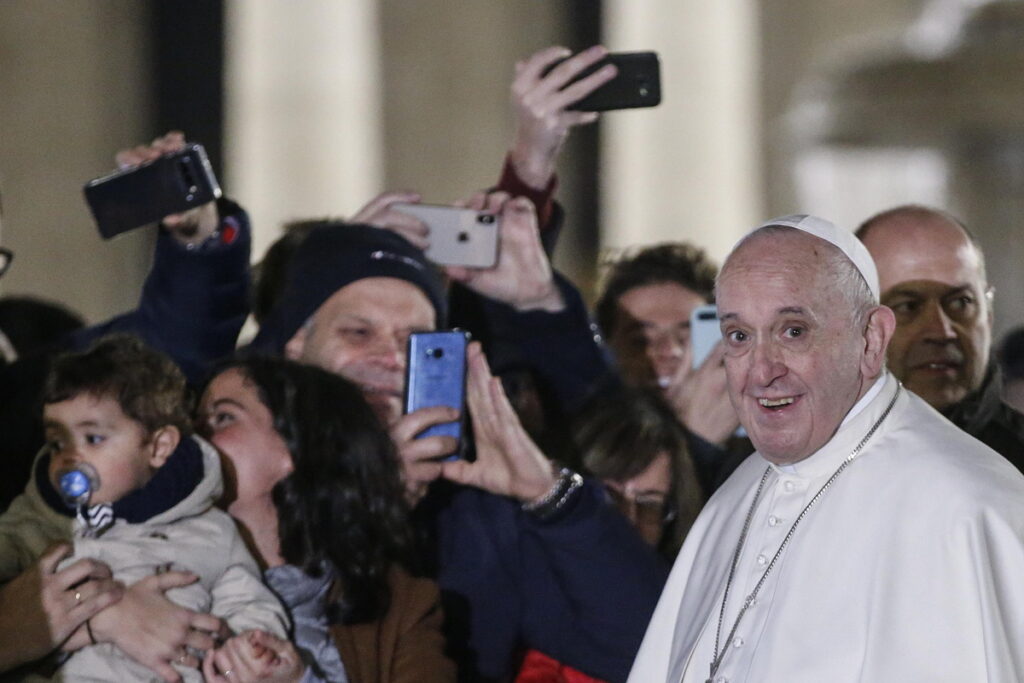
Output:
[0, 1, 151, 321]
[601, 0, 762, 264]
[224, 0, 385, 261]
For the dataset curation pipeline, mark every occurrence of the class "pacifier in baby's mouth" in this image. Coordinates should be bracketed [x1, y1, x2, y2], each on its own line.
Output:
[57, 462, 101, 509]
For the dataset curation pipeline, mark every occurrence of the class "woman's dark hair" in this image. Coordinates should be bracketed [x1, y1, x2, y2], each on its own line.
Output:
[214, 355, 414, 624]
[574, 388, 704, 558]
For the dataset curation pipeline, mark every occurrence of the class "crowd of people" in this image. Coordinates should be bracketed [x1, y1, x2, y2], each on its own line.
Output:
[1, 43, 1024, 683]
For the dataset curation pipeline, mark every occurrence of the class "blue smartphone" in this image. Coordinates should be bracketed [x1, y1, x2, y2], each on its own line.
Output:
[404, 330, 470, 459]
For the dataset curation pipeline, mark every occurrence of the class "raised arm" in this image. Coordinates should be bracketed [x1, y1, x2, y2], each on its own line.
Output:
[73, 131, 251, 383]
[441, 344, 667, 682]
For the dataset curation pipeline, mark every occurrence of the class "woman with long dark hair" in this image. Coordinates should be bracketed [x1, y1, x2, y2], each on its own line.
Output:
[197, 355, 453, 682]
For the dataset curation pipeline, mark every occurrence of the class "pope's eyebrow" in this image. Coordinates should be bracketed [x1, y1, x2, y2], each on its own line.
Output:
[719, 306, 808, 321]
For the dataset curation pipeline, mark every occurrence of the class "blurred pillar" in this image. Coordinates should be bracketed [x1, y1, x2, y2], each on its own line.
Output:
[0, 1, 151, 321]
[224, 0, 384, 261]
[791, 0, 1024, 336]
[601, 0, 762, 264]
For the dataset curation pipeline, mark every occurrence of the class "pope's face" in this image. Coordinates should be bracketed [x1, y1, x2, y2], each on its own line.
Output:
[860, 213, 991, 411]
[284, 277, 436, 423]
[717, 231, 871, 464]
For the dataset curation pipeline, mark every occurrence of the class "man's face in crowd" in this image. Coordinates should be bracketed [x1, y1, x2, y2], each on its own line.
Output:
[608, 282, 708, 391]
[284, 276, 436, 423]
[717, 230, 879, 464]
[860, 213, 992, 411]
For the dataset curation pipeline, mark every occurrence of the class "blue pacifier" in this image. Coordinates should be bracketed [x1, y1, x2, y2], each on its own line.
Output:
[57, 462, 100, 509]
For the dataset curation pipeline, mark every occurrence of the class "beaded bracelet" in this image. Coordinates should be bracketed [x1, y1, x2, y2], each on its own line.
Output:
[522, 467, 584, 519]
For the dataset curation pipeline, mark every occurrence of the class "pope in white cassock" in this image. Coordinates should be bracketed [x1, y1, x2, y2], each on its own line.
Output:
[627, 215, 1024, 683]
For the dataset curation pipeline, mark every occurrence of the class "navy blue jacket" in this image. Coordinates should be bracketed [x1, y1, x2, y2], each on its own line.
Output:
[418, 478, 667, 683]
[441, 275, 669, 682]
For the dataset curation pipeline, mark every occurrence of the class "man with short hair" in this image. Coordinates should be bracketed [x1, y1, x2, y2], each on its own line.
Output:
[628, 215, 1024, 682]
[595, 244, 746, 494]
[856, 205, 1024, 470]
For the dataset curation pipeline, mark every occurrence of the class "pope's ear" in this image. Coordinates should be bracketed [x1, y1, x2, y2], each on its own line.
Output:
[148, 425, 181, 469]
[861, 305, 896, 378]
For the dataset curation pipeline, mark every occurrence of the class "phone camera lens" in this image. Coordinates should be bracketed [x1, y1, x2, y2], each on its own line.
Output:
[477, 214, 495, 225]
[428, 348, 444, 359]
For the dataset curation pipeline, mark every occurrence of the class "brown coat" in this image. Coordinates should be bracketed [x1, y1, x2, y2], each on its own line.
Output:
[331, 568, 456, 683]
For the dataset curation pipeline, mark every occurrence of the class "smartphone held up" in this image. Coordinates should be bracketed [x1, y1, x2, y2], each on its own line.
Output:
[404, 330, 470, 461]
[393, 203, 500, 268]
[546, 50, 662, 112]
[690, 304, 721, 370]
[83, 142, 221, 239]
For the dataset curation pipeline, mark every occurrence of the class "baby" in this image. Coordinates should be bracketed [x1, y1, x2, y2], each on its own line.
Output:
[0, 335, 288, 681]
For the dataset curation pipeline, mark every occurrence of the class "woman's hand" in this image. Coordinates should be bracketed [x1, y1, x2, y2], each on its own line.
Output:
[202, 630, 304, 683]
[0, 544, 123, 672]
[89, 570, 225, 683]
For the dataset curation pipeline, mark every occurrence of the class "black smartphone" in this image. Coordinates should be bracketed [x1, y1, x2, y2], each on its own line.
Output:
[392, 203, 500, 268]
[83, 143, 222, 239]
[547, 51, 661, 112]
[404, 330, 470, 460]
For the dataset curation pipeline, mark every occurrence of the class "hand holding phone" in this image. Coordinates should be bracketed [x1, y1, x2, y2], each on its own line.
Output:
[393, 203, 499, 268]
[404, 330, 470, 460]
[85, 141, 221, 239]
[508, 45, 617, 190]
[442, 193, 563, 313]
[542, 50, 661, 112]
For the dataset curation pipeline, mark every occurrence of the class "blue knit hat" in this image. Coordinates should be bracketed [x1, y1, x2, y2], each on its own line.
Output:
[250, 223, 447, 354]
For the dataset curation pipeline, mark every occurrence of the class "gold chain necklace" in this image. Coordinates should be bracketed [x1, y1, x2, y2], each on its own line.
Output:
[706, 383, 901, 683]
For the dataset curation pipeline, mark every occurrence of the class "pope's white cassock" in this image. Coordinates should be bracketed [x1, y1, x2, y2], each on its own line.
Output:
[628, 372, 1024, 682]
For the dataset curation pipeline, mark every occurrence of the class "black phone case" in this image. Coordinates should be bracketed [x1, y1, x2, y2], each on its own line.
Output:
[83, 143, 222, 239]
[404, 330, 470, 459]
[549, 51, 662, 112]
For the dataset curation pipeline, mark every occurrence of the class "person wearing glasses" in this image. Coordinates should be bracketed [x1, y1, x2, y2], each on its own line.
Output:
[515, 390, 701, 683]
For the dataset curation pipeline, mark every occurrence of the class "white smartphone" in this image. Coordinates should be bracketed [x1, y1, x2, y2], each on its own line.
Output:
[690, 304, 721, 369]
[392, 203, 500, 268]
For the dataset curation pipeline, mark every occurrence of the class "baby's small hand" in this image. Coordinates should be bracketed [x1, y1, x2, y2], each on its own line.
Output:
[202, 630, 304, 683]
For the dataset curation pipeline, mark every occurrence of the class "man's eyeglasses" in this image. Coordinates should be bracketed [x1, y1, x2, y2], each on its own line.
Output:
[0, 248, 11, 280]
